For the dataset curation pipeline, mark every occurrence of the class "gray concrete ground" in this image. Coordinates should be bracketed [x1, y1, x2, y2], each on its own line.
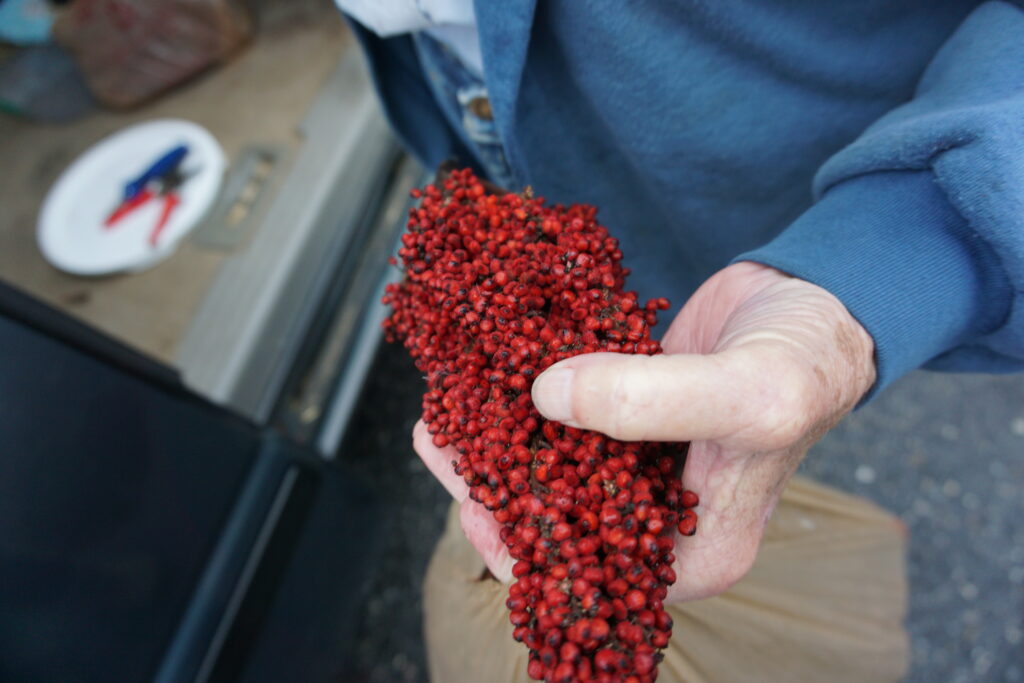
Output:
[341, 340, 1023, 682]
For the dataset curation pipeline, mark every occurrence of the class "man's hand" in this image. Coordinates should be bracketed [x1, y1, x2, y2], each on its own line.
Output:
[413, 262, 876, 601]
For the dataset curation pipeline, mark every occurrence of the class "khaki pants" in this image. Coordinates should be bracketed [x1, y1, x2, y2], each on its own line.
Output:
[424, 476, 908, 682]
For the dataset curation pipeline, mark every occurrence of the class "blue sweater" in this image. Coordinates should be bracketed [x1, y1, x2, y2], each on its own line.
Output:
[349, 1, 1024, 398]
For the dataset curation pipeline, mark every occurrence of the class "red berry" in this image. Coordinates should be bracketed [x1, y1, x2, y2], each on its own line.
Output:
[678, 509, 698, 536]
[551, 522, 573, 541]
[552, 661, 574, 682]
[625, 589, 647, 612]
[589, 617, 610, 641]
[594, 649, 618, 672]
[634, 651, 655, 675]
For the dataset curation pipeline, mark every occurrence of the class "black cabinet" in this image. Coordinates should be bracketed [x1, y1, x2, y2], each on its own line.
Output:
[0, 282, 381, 682]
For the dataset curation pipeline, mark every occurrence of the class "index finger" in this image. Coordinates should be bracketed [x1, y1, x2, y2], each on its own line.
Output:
[413, 420, 470, 502]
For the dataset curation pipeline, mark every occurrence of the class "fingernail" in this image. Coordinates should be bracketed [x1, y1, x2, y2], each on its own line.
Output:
[531, 366, 578, 426]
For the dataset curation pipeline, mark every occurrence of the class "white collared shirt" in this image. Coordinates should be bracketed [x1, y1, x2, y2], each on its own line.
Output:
[336, 0, 483, 75]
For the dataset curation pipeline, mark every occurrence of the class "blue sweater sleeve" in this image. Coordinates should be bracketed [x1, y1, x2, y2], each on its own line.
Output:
[738, 1, 1024, 398]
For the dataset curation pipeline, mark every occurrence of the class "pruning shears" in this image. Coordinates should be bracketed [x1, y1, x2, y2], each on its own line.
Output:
[105, 144, 193, 247]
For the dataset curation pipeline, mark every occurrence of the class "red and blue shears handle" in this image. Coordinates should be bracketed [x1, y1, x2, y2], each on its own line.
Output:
[122, 145, 188, 202]
[104, 189, 154, 227]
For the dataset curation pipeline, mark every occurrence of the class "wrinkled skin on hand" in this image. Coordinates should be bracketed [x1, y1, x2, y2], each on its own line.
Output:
[414, 261, 876, 602]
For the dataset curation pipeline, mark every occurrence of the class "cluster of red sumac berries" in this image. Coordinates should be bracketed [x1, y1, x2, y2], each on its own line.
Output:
[384, 168, 699, 683]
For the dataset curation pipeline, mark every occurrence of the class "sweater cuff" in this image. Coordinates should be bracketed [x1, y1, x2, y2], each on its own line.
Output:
[736, 170, 1011, 400]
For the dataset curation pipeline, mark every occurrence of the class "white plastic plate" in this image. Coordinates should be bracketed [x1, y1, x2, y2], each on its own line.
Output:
[38, 119, 226, 275]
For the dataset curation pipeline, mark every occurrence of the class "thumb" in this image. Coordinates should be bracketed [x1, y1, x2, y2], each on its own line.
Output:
[530, 350, 809, 446]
